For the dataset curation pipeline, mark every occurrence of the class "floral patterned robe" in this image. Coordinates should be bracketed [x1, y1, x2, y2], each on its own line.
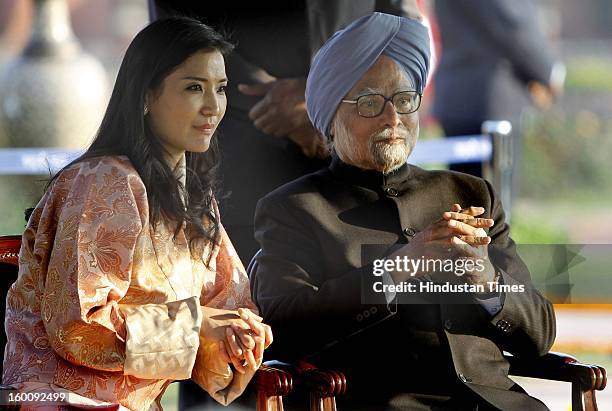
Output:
[2, 156, 256, 410]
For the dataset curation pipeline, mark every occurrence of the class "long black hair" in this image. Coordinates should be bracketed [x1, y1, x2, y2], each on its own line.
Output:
[50, 17, 234, 264]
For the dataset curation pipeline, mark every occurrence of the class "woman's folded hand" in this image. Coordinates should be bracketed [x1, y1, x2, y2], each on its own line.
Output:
[201, 307, 272, 374]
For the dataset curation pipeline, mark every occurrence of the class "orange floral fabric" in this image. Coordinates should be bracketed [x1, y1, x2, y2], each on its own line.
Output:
[2, 156, 256, 411]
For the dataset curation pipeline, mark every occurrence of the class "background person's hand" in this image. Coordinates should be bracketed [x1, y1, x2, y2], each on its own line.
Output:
[287, 123, 328, 158]
[239, 78, 329, 158]
[239, 77, 309, 137]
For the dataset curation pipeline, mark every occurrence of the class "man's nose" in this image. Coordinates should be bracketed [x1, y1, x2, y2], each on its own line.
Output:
[379, 99, 401, 127]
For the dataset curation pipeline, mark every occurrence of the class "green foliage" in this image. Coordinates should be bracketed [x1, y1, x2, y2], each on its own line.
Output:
[510, 214, 569, 244]
[565, 58, 612, 93]
[519, 109, 612, 201]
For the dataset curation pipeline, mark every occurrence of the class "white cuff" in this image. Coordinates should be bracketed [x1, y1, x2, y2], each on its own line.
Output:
[123, 296, 202, 380]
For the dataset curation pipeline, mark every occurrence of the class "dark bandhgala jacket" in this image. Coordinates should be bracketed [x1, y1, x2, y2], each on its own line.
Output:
[253, 155, 555, 410]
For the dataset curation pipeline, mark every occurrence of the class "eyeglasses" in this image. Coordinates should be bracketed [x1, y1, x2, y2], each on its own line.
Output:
[341, 91, 422, 118]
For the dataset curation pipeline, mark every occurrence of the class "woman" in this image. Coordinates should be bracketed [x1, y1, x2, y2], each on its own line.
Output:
[2, 17, 271, 410]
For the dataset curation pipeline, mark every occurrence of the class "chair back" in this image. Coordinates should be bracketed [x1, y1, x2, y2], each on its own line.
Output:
[0, 235, 21, 368]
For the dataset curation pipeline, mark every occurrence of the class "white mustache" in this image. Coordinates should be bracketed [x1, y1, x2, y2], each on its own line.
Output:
[371, 127, 409, 143]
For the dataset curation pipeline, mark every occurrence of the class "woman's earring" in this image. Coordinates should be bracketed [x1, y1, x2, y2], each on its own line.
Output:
[143, 104, 149, 116]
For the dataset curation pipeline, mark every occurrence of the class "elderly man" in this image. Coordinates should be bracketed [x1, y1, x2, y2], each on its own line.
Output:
[252, 13, 554, 411]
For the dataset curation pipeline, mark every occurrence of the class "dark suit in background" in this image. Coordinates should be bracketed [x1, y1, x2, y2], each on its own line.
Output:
[253, 155, 555, 410]
[433, 0, 558, 183]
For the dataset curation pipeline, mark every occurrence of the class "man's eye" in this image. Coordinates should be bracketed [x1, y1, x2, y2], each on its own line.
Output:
[187, 84, 203, 91]
[361, 99, 375, 107]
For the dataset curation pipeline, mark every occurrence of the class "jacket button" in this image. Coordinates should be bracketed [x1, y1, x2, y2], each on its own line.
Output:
[384, 188, 399, 197]
[458, 372, 468, 383]
[444, 319, 453, 330]
[403, 227, 416, 237]
[370, 307, 378, 314]
[356, 314, 363, 322]
[496, 320, 511, 333]
[363, 310, 370, 318]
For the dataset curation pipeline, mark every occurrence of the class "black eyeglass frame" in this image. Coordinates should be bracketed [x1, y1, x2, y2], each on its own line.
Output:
[341, 90, 422, 118]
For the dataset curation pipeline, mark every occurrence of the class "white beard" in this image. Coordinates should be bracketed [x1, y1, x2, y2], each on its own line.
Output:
[369, 128, 410, 174]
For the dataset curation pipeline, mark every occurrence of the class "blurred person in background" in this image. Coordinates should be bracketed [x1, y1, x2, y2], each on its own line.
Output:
[2, 17, 272, 410]
[433, 0, 565, 199]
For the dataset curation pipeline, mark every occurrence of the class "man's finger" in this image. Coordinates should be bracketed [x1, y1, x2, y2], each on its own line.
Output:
[459, 206, 485, 216]
[443, 213, 494, 228]
[457, 235, 491, 245]
[238, 82, 275, 97]
[447, 219, 484, 235]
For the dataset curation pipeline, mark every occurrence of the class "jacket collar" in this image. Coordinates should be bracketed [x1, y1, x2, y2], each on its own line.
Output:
[328, 154, 412, 192]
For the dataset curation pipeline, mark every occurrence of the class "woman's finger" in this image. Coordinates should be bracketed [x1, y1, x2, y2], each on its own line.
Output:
[231, 325, 256, 350]
[263, 324, 273, 349]
[218, 340, 231, 364]
[253, 335, 265, 367]
[239, 307, 263, 322]
[222, 334, 247, 374]
[243, 348, 258, 371]
[226, 327, 243, 358]
[240, 310, 267, 338]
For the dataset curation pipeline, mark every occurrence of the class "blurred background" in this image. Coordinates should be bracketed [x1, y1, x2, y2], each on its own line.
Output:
[1, 0, 611, 410]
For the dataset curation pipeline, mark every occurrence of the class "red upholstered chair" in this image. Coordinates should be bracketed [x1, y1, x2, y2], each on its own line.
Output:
[0, 235, 345, 411]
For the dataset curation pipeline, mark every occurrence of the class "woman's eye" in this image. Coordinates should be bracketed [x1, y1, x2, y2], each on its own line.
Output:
[217, 85, 227, 94]
[187, 84, 203, 92]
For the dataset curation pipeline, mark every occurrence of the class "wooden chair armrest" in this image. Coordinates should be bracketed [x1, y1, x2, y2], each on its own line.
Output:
[301, 368, 347, 398]
[506, 351, 607, 391]
[260, 360, 346, 397]
[261, 360, 346, 411]
[255, 363, 293, 397]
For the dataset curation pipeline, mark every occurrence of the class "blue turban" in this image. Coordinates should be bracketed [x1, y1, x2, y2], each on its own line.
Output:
[305, 12, 430, 137]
